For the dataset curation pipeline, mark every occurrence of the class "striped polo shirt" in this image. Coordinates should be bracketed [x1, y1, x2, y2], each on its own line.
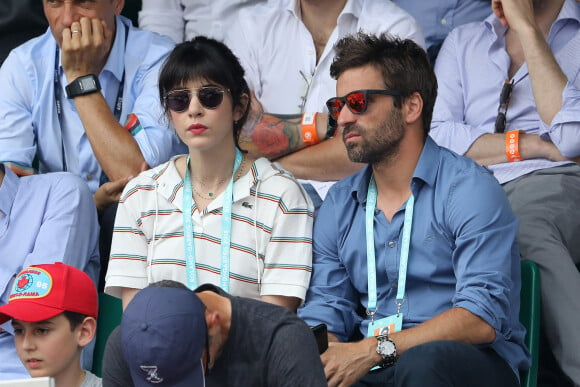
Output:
[105, 156, 314, 301]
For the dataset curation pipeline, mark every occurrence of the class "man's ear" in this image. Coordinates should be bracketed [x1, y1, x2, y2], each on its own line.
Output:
[114, 0, 126, 15]
[234, 93, 250, 123]
[77, 317, 97, 348]
[402, 92, 423, 125]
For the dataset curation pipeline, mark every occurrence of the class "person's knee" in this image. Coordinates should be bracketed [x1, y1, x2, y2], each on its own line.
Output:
[396, 341, 464, 380]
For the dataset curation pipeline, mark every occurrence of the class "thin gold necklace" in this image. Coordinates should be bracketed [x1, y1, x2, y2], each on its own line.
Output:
[190, 154, 246, 200]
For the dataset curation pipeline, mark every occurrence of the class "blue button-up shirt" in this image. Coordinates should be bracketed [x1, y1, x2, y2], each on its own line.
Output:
[0, 16, 180, 193]
[299, 137, 529, 377]
[0, 165, 100, 379]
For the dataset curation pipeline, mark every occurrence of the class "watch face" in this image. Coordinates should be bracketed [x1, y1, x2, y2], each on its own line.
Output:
[79, 77, 97, 92]
[378, 338, 396, 356]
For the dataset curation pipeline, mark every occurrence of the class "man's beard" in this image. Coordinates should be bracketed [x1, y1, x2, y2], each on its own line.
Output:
[343, 108, 405, 165]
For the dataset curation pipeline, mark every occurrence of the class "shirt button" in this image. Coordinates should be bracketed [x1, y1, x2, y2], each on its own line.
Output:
[440, 18, 448, 26]
[86, 174, 93, 181]
[388, 241, 395, 248]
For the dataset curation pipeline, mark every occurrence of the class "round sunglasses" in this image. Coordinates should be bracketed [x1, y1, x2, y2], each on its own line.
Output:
[326, 89, 401, 120]
[164, 86, 228, 113]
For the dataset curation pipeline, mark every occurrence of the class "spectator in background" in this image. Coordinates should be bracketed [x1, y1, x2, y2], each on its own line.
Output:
[0, 0, 48, 65]
[0, 263, 100, 387]
[391, 0, 491, 64]
[103, 280, 326, 387]
[0, 164, 99, 380]
[225, 0, 424, 209]
[430, 0, 580, 384]
[104, 37, 313, 313]
[298, 32, 528, 386]
[139, 0, 267, 43]
[0, 0, 178, 191]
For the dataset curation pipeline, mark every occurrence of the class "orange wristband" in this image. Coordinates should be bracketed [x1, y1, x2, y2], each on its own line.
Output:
[301, 112, 319, 145]
[506, 130, 522, 162]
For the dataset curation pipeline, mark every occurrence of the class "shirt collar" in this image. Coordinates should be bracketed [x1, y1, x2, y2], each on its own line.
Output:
[0, 165, 19, 221]
[286, 0, 360, 22]
[350, 137, 440, 204]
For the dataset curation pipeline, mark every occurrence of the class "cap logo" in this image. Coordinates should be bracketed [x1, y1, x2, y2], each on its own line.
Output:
[9, 268, 53, 301]
[140, 365, 164, 384]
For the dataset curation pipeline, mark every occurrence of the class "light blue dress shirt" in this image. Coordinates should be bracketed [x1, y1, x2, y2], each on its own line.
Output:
[430, 0, 580, 184]
[391, 0, 491, 50]
[298, 137, 530, 377]
[0, 16, 180, 193]
[0, 165, 100, 379]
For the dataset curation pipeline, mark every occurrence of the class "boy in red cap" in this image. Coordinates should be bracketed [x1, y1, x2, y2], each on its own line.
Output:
[0, 263, 101, 387]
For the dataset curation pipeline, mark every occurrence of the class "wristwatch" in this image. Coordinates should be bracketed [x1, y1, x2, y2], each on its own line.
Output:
[65, 74, 101, 99]
[376, 333, 397, 367]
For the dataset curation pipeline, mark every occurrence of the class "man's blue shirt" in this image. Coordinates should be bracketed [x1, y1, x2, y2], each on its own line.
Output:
[299, 137, 529, 377]
[0, 16, 180, 193]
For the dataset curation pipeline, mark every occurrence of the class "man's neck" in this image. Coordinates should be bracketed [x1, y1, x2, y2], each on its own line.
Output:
[371, 134, 424, 222]
[300, 0, 347, 61]
[533, 0, 565, 34]
[0, 165, 5, 187]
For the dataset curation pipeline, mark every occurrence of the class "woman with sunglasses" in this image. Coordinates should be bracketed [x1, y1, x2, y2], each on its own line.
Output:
[104, 37, 314, 312]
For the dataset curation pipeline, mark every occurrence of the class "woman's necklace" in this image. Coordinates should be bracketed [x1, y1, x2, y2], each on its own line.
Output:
[190, 154, 246, 201]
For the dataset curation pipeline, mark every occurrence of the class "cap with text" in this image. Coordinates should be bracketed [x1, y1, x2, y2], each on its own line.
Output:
[0, 263, 97, 324]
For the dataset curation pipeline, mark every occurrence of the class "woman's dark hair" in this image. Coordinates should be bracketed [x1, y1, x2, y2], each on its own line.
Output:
[158, 36, 251, 148]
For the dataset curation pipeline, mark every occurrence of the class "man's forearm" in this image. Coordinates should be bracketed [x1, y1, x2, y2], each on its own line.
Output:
[73, 92, 147, 181]
[465, 132, 569, 166]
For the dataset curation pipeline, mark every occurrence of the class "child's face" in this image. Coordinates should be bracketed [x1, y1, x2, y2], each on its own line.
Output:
[12, 314, 82, 379]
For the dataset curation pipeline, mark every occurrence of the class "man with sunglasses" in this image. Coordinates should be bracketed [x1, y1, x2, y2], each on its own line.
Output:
[430, 1, 580, 384]
[298, 32, 528, 387]
[102, 281, 326, 387]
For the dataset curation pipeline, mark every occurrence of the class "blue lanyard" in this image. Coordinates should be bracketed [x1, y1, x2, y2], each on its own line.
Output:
[365, 174, 414, 318]
[53, 26, 128, 174]
[182, 148, 243, 291]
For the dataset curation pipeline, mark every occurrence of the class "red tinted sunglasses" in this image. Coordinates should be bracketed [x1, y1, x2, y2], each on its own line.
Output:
[326, 89, 401, 120]
[164, 86, 227, 112]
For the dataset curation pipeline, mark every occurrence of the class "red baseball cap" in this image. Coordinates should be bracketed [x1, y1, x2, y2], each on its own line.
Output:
[0, 263, 98, 324]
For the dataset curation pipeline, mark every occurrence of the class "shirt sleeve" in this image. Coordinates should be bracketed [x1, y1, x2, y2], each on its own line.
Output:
[260, 176, 314, 301]
[430, 29, 489, 155]
[447, 166, 520, 340]
[266, 321, 327, 387]
[538, 81, 580, 158]
[138, 0, 185, 43]
[125, 40, 180, 169]
[104, 177, 151, 298]
[298, 193, 362, 342]
[0, 50, 37, 170]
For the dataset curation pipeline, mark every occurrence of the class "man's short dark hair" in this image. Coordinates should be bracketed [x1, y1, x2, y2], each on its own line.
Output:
[330, 32, 437, 136]
[62, 311, 88, 331]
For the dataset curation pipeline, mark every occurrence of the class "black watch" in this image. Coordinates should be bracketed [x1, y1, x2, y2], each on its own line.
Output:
[376, 333, 397, 367]
[65, 74, 101, 99]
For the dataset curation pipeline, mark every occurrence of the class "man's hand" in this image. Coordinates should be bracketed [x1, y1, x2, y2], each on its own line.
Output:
[491, 0, 535, 29]
[322, 340, 378, 387]
[93, 162, 148, 212]
[61, 17, 113, 81]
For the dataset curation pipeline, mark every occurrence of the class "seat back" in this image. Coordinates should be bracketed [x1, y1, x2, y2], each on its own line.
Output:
[92, 293, 123, 377]
[519, 260, 541, 387]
